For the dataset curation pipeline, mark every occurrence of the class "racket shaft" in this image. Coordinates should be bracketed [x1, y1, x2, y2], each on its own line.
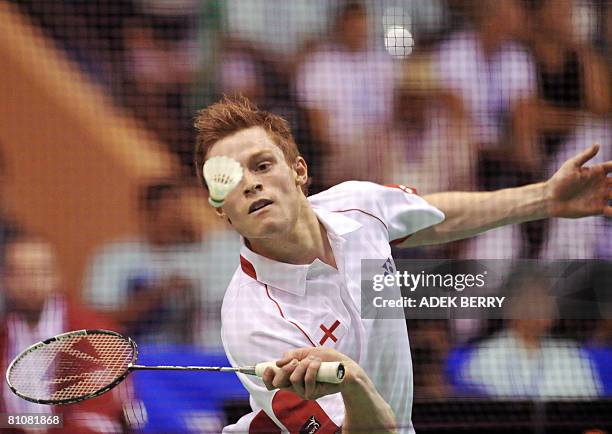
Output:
[130, 364, 239, 372]
[129, 362, 345, 384]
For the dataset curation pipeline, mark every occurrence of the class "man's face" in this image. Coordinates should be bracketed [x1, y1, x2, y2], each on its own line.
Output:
[3, 241, 60, 312]
[206, 126, 306, 240]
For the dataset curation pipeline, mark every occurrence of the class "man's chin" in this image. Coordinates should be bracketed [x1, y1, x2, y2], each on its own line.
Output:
[243, 221, 290, 240]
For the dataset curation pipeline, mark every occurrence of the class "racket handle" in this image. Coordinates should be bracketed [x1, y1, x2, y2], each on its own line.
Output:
[254, 361, 345, 384]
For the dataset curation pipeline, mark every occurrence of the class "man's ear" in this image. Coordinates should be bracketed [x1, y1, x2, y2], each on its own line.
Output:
[293, 156, 308, 187]
[214, 206, 232, 225]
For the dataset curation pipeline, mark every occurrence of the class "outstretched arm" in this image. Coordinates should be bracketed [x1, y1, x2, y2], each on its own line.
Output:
[263, 347, 397, 434]
[403, 145, 611, 247]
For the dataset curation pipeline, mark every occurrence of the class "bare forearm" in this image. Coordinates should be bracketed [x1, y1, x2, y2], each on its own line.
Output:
[405, 182, 550, 246]
[341, 369, 396, 433]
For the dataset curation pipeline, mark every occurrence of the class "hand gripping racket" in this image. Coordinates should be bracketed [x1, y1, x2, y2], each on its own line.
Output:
[5, 329, 346, 405]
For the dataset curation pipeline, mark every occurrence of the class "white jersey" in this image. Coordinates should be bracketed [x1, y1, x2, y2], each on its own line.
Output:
[221, 181, 445, 433]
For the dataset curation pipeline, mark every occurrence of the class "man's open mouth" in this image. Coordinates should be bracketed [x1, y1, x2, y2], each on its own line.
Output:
[248, 199, 273, 214]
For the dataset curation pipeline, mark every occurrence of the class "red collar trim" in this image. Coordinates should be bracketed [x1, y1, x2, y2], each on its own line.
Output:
[240, 255, 257, 280]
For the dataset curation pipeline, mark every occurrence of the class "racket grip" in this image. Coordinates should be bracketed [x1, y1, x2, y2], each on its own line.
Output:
[254, 361, 345, 384]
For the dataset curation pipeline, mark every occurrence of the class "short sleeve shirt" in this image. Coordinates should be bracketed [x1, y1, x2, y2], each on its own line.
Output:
[221, 181, 445, 433]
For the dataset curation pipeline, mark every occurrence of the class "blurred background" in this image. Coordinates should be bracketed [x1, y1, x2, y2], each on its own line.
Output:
[0, 0, 610, 432]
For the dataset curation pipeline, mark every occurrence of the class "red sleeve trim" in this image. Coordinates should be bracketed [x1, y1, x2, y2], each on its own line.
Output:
[383, 183, 419, 195]
[265, 285, 316, 347]
[249, 410, 282, 433]
[272, 390, 340, 434]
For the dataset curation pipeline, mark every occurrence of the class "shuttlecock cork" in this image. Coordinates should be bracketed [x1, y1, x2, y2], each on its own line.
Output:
[203, 156, 244, 208]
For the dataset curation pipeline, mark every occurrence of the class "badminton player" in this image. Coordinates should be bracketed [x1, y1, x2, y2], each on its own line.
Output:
[194, 96, 611, 434]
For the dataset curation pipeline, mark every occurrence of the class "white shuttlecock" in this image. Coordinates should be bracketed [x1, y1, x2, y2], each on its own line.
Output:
[203, 156, 244, 208]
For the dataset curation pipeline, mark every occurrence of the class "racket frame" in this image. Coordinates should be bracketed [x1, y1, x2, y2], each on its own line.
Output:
[6, 329, 137, 405]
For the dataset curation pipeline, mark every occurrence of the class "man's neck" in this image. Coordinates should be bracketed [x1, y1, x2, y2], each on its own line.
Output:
[247, 198, 337, 269]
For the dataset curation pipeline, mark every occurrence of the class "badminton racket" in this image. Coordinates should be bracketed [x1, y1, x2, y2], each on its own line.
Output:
[5, 329, 346, 405]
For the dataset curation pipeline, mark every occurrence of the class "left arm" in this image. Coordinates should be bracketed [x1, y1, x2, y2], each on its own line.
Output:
[404, 145, 612, 247]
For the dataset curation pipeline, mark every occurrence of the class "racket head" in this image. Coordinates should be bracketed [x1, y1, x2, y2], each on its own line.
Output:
[6, 329, 137, 405]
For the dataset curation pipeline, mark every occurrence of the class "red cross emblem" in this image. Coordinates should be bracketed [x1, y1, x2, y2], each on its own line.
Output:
[319, 320, 341, 345]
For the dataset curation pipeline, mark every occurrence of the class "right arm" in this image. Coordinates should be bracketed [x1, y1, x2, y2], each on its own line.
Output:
[265, 348, 397, 434]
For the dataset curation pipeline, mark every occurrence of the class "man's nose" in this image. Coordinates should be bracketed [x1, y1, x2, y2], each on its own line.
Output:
[242, 171, 263, 196]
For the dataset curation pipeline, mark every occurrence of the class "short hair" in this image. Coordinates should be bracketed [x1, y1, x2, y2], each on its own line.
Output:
[193, 95, 309, 195]
[138, 180, 181, 212]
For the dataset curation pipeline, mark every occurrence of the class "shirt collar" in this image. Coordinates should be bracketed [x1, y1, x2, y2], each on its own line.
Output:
[239, 207, 362, 295]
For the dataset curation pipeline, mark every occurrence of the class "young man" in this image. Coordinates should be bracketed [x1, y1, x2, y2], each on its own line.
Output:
[194, 96, 611, 434]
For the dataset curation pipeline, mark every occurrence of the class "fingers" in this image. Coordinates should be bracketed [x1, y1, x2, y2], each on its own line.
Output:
[274, 359, 298, 388]
[262, 367, 276, 391]
[603, 161, 612, 174]
[277, 348, 312, 367]
[266, 355, 325, 399]
[304, 357, 322, 399]
[288, 356, 322, 399]
[573, 144, 599, 167]
[289, 358, 309, 397]
[264, 356, 324, 400]
[268, 349, 345, 400]
[263, 359, 299, 390]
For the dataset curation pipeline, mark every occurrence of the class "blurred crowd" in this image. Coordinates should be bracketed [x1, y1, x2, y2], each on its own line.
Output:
[1, 0, 612, 432]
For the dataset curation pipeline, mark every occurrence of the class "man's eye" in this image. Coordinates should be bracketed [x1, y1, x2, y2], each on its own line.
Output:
[256, 162, 271, 171]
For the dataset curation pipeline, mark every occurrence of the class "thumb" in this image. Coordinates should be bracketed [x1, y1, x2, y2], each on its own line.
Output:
[573, 144, 599, 167]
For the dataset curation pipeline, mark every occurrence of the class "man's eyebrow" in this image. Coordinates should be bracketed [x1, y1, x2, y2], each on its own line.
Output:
[246, 150, 275, 163]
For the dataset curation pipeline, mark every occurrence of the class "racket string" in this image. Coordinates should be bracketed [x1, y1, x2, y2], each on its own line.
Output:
[8, 332, 134, 402]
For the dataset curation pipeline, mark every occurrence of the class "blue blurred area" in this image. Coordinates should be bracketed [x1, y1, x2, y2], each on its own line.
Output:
[134, 345, 249, 433]
[445, 345, 487, 397]
[446, 344, 612, 398]
[587, 346, 612, 396]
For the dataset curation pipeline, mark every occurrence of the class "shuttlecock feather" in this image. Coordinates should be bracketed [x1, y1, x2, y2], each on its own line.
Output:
[203, 156, 244, 208]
